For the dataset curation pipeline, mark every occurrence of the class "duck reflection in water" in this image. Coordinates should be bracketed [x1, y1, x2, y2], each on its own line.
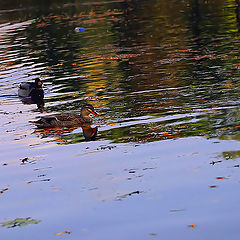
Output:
[18, 78, 44, 112]
[33, 124, 98, 142]
[82, 124, 98, 141]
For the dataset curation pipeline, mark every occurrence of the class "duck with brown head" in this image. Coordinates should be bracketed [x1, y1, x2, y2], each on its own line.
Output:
[31, 104, 99, 128]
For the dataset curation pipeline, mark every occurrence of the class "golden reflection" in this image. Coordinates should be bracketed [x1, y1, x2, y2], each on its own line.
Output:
[33, 124, 98, 143]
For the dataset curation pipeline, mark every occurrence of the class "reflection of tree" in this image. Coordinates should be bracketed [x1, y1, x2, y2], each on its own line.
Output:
[0, 0, 239, 144]
[236, 0, 240, 32]
[220, 150, 240, 160]
[188, 0, 240, 85]
[0, 2, 124, 110]
[97, 106, 240, 144]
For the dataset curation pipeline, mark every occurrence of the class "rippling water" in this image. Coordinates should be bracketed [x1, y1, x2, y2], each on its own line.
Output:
[0, 0, 240, 239]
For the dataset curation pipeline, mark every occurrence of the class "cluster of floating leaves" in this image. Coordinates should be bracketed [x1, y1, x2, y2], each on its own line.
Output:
[1, 218, 40, 228]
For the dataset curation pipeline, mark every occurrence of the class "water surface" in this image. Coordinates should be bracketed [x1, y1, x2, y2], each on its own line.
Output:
[0, 0, 240, 239]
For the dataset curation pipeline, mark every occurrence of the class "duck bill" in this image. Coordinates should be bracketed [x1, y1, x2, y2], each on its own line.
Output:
[91, 110, 99, 116]
[37, 80, 43, 86]
[87, 108, 99, 116]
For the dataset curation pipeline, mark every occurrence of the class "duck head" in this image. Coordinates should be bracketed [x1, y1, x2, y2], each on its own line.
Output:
[35, 78, 43, 88]
[81, 104, 99, 118]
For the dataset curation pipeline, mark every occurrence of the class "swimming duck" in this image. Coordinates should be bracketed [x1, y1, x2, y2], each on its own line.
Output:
[18, 78, 44, 112]
[31, 104, 98, 128]
[18, 78, 43, 97]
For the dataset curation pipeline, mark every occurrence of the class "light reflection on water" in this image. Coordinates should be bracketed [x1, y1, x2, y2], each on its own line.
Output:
[0, 0, 240, 239]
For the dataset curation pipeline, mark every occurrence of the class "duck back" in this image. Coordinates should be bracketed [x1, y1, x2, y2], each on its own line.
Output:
[33, 113, 92, 128]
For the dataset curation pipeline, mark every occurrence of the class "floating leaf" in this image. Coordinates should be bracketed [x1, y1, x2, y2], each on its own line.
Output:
[1, 218, 41, 228]
[210, 160, 222, 165]
[55, 230, 71, 236]
[20, 157, 28, 164]
[188, 224, 197, 228]
[216, 176, 228, 180]
[0, 188, 8, 194]
[149, 233, 157, 236]
[116, 190, 143, 200]
[169, 209, 185, 212]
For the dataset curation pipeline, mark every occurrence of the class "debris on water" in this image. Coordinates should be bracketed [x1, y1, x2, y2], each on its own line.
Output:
[216, 176, 228, 180]
[116, 190, 143, 200]
[143, 167, 155, 171]
[124, 168, 138, 173]
[1, 217, 41, 228]
[97, 145, 116, 150]
[210, 160, 222, 165]
[0, 188, 8, 194]
[149, 233, 157, 236]
[169, 209, 185, 212]
[34, 166, 52, 171]
[41, 178, 50, 182]
[55, 230, 71, 236]
[19, 157, 38, 165]
[127, 190, 141, 196]
[188, 224, 197, 228]
[101, 145, 116, 150]
[20, 157, 28, 164]
[38, 174, 46, 178]
[27, 178, 50, 184]
[75, 27, 85, 32]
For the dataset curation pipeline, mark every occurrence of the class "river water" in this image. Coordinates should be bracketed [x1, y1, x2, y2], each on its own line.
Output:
[0, 0, 240, 239]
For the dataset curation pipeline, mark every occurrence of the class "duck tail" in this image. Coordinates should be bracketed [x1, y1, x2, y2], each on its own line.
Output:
[29, 118, 45, 127]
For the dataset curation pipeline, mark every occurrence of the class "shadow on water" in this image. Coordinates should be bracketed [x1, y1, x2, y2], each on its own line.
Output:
[18, 95, 44, 112]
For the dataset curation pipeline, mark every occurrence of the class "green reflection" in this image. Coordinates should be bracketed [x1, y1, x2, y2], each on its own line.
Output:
[0, 0, 239, 144]
[219, 150, 240, 160]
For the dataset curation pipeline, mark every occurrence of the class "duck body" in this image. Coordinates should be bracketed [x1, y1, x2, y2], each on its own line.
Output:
[18, 78, 44, 111]
[18, 78, 44, 98]
[32, 104, 98, 128]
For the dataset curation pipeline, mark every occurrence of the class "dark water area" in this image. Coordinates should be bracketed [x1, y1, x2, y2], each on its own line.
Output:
[0, 0, 240, 239]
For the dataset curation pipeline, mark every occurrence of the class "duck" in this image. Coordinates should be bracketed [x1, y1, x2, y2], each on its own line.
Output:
[18, 78, 44, 112]
[31, 104, 99, 128]
[18, 78, 43, 97]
